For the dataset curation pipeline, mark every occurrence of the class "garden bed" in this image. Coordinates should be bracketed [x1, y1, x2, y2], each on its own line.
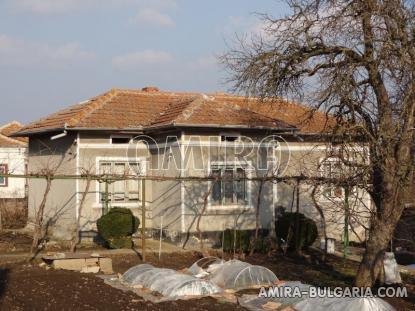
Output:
[0, 251, 414, 310]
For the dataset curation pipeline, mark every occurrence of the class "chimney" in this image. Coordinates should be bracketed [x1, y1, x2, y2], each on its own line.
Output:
[141, 86, 159, 92]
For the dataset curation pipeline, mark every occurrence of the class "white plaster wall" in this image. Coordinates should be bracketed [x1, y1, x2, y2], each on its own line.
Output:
[0, 147, 27, 198]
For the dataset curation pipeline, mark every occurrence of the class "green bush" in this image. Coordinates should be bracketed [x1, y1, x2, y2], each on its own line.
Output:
[275, 212, 317, 251]
[97, 208, 140, 249]
[222, 229, 269, 253]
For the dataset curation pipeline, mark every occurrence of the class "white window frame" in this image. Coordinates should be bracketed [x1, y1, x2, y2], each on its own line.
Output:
[94, 156, 146, 208]
[207, 161, 252, 210]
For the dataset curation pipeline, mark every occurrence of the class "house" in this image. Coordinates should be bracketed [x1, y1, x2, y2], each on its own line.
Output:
[14, 87, 370, 244]
[0, 121, 27, 199]
[0, 122, 28, 229]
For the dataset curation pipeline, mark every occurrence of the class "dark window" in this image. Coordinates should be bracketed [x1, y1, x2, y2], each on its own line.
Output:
[0, 164, 7, 187]
[211, 164, 248, 206]
[111, 137, 131, 144]
[221, 135, 239, 142]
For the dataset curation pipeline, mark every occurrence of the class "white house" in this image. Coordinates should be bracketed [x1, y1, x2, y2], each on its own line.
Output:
[0, 122, 27, 199]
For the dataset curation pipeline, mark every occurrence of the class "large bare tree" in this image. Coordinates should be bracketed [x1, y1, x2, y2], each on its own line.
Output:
[222, 0, 415, 286]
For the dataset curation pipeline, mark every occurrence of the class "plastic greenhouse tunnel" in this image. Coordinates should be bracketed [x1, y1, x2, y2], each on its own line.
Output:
[121, 264, 222, 298]
[208, 260, 278, 289]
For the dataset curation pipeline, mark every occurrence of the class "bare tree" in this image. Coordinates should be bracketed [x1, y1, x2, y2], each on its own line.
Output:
[70, 169, 93, 253]
[221, 0, 415, 286]
[30, 171, 53, 256]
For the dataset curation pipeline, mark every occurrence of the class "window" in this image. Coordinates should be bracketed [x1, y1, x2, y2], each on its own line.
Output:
[99, 162, 140, 203]
[0, 164, 7, 187]
[220, 132, 241, 142]
[111, 136, 131, 144]
[320, 158, 343, 199]
[211, 164, 248, 206]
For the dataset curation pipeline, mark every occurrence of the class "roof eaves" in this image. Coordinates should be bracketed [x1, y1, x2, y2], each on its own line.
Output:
[12, 126, 145, 137]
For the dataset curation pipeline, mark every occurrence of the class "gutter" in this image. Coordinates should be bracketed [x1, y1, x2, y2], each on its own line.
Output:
[11, 127, 145, 137]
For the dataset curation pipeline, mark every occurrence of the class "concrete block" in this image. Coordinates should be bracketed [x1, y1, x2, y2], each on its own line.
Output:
[85, 258, 99, 266]
[99, 258, 113, 274]
[81, 266, 100, 273]
[53, 258, 86, 271]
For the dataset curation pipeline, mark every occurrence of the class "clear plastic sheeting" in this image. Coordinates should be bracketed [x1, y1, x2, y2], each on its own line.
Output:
[208, 259, 278, 289]
[239, 282, 396, 311]
[121, 264, 222, 298]
[122, 264, 154, 285]
[238, 281, 313, 310]
[188, 257, 223, 277]
[294, 296, 396, 311]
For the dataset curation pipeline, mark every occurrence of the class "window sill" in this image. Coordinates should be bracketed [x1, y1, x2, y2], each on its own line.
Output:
[208, 204, 252, 211]
[93, 202, 142, 209]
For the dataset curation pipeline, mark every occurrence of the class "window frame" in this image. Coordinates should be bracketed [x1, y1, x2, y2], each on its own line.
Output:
[0, 164, 8, 187]
[208, 161, 252, 209]
[319, 157, 344, 200]
[94, 157, 145, 208]
[219, 131, 241, 143]
[110, 135, 132, 145]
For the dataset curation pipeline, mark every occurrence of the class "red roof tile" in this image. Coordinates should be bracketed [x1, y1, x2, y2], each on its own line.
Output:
[0, 122, 27, 146]
[15, 88, 332, 135]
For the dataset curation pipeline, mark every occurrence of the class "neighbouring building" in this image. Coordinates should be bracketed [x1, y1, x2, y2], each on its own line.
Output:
[0, 121, 28, 229]
[14, 87, 371, 244]
[0, 121, 27, 199]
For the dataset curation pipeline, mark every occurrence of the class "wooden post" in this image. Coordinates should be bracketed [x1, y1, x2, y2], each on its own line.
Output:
[104, 179, 109, 215]
[295, 179, 300, 252]
[343, 186, 350, 261]
[141, 178, 146, 261]
[158, 215, 163, 260]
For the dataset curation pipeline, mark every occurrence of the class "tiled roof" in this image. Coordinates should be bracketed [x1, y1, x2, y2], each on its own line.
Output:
[149, 94, 295, 129]
[0, 122, 27, 147]
[15, 88, 332, 135]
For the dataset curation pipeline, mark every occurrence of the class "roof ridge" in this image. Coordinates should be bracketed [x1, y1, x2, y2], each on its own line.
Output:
[148, 95, 198, 126]
[0, 121, 22, 131]
[174, 94, 209, 123]
[66, 89, 119, 127]
[0, 133, 26, 146]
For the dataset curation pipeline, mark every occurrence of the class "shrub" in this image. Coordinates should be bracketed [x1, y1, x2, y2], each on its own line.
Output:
[275, 212, 317, 252]
[97, 208, 140, 249]
[222, 229, 269, 253]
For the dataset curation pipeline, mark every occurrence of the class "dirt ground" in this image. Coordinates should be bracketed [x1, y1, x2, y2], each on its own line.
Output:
[0, 234, 414, 310]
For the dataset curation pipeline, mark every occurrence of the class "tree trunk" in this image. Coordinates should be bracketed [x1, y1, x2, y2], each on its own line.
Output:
[30, 176, 52, 257]
[70, 176, 92, 253]
[355, 218, 393, 286]
[355, 176, 409, 286]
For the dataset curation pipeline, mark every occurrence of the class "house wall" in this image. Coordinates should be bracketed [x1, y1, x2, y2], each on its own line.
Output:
[177, 133, 370, 243]
[276, 142, 371, 242]
[26, 130, 370, 244]
[27, 133, 77, 240]
[0, 147, 27, 199]
[77, 134, 152, 237]
[179, 131, 275, 238]
[149, 144, 183, 240]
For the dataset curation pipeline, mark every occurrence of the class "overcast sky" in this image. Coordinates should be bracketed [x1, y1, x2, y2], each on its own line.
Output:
[0, 0, 289, 125]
